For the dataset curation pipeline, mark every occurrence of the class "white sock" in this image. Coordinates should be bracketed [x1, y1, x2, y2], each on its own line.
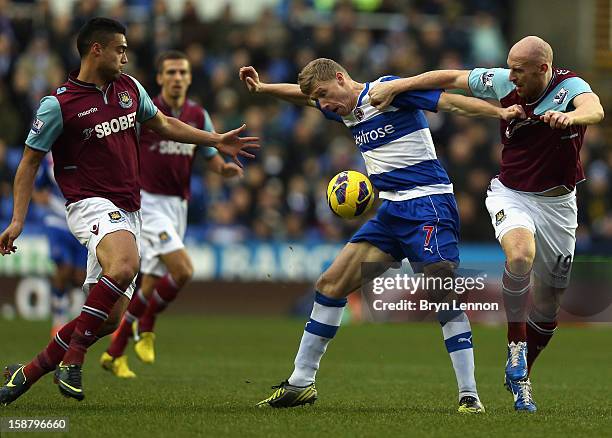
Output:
[440, 312, 478, 400]
[288, 292, 346, 387]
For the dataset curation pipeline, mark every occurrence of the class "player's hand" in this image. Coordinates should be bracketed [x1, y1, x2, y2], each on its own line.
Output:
[220, 162, 244, 179]
[368, 81, 400, 110]
[540, 110, 572, 129]
[500, 104, 526, 121]
[216, 124, 260, 167]
[239, 66, 262, 93]
[0, 222, 23, 255]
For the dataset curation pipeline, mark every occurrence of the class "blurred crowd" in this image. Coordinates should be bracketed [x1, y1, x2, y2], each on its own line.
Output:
[0, 0, 610, 251]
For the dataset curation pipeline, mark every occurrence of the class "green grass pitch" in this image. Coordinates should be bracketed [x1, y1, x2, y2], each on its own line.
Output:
[0, 316, 610, 437]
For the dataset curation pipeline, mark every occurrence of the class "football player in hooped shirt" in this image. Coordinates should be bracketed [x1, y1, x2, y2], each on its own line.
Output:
[100, 50, 243, 378]
[369, 35, 605, 412]
[240, 60, 524, 412]
[0, 18, 258, 404]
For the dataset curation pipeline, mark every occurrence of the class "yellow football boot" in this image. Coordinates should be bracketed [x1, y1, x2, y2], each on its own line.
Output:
[100, 352, 136, 378]
[134, 332, 156, 364]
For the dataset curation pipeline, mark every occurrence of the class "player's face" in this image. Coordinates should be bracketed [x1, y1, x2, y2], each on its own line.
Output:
[157, 59, 192, 99]
[507, 55, 545, 99]
[311, 74, 354, 117]
[98, 34, 128, 81]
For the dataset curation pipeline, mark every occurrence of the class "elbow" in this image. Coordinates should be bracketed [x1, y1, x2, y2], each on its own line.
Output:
[159, 119, 172, 138]
[598, 107, 605, 122]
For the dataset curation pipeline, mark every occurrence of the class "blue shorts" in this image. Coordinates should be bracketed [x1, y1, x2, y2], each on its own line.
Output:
[47, 226, 87, 270]
[350, 194, 460, 269]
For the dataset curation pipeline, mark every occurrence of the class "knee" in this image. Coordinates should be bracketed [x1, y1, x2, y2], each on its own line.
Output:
[106, 261, 139, 290]
[169, 262, 193, 288]
[506, 250, 535, 275]
[423, 261, 456, 302]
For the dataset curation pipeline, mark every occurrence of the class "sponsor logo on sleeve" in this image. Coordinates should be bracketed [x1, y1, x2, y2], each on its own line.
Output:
[118, 91, 133, 109]
[108, 211, 125, 223]
[553, 87, 568, 105]
[31, 118, 45, 134]
[481, 71, 495, 88]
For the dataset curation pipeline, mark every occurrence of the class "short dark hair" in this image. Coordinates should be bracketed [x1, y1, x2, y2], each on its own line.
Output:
[76, 17, 126, 57]
[156, 50, 190, 73]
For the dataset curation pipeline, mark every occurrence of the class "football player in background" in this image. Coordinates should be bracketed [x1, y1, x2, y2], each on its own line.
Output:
[100, 50, 242, 377]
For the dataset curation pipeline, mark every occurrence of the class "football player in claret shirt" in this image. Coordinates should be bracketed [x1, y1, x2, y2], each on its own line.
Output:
[100, 50, 242, 377]
[0, 17, 258, 404]
[240, 59, 524, 412]
[369, 35, 605, 412]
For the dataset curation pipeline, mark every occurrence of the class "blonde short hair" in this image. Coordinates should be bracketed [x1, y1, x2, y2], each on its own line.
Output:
[298, 58, 349, 96]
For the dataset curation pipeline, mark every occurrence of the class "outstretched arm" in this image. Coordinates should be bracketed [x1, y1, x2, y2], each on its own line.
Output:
[239, 66, 315, 107]
[369, 70, 471, 110]
[143, 113, 259, 167]
[541, 93, 605, 129]
[437, 92, 525, 121]
[0, 146, 46, 255]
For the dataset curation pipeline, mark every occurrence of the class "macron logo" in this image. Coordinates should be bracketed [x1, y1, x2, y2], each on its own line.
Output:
[78, 107, 98, 118]
[353, 124, 395, 146]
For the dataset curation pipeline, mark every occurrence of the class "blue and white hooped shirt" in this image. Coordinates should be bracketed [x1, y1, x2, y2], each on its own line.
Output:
[317, 76, 452, 202]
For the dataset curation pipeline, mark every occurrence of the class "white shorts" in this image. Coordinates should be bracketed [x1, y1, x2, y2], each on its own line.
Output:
[140, 190, 187, 277]
[66, 197, 142, 299]
[485, 178, 578, 288]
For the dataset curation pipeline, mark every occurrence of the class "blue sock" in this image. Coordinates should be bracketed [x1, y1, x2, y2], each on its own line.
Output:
[288, 292, 347, 386]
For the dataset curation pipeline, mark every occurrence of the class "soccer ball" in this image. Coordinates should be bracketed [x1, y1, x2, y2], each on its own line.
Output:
[326, 170, 375, 218]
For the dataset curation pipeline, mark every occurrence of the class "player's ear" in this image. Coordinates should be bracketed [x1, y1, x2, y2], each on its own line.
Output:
[91, 42, 103, 57]
[336, 71, 345, 85]
[540, 63, 549, 74]
[156, 72, 163, 87]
